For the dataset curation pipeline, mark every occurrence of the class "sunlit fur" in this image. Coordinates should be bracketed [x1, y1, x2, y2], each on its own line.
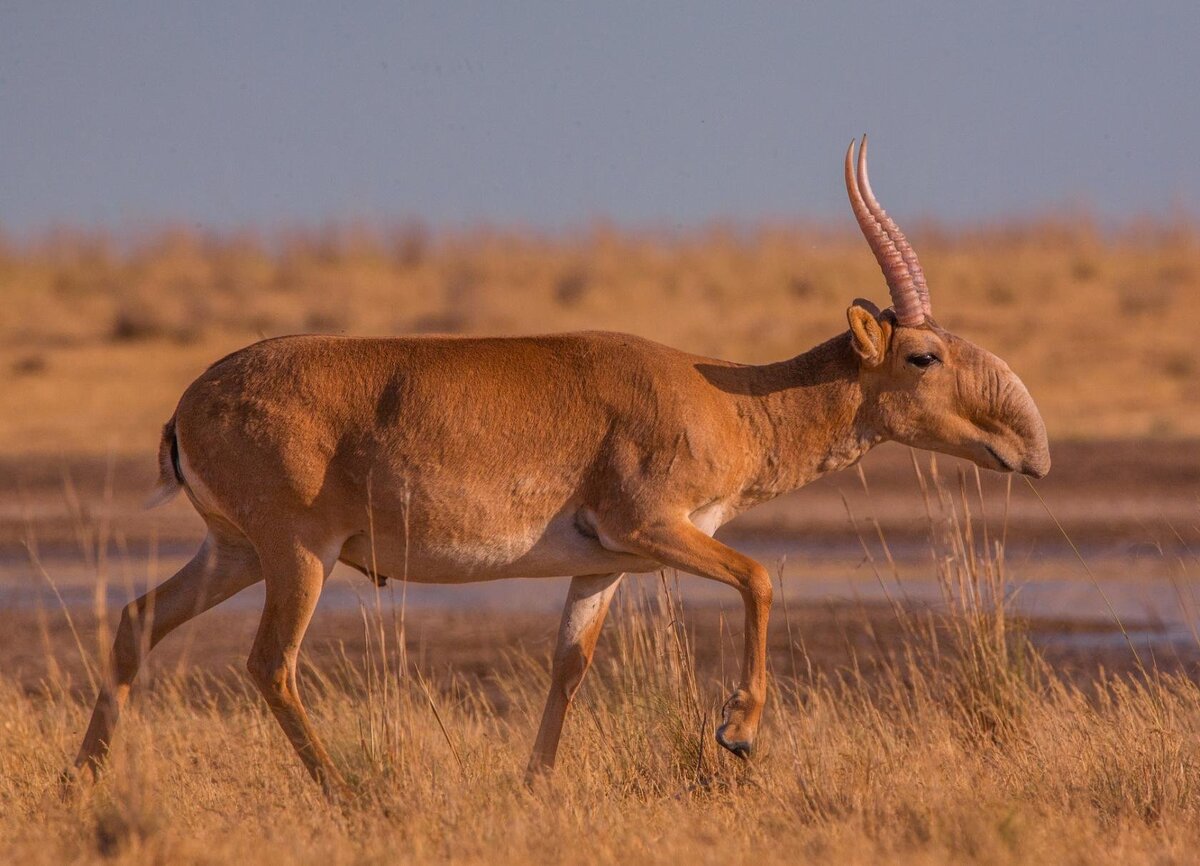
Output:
[68, 296, 1048, 797]
[848, 303, 1050, 478]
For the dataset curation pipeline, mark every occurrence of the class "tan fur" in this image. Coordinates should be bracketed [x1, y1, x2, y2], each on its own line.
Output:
[71, 133, 1050, 801]
[71, 316, 1048, 795]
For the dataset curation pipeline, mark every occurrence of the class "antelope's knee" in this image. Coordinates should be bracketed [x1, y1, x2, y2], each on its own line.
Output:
[110, 602, 148, 667]
[246, 650, 290, 699]
[114, 601, 141, 643]
[744, 564, 773, 607]
[552, 646, 593, 702]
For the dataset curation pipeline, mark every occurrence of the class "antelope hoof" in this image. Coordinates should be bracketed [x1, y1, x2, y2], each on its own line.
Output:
[524, 758, 555, 789]
[715, 725, 753, 759]
[321, 779, 355, 806]
[715, 689, 757, 759]
[57, 767, 80, 800]
[69, 758, 101, 784]
[58, 762, 96, 801]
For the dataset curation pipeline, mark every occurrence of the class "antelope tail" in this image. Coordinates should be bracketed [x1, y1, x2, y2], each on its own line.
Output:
[145, 415, 185, 508]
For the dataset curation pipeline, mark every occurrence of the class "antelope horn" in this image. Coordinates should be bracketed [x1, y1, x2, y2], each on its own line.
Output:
[856, 135, 931, 318]
[844, 136, 925, 327]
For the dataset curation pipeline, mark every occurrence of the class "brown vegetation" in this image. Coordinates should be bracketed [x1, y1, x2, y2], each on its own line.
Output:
[0, 217, 1198, 458]
[3, 464, 1200, 864]
[2, 220, 1199, 863]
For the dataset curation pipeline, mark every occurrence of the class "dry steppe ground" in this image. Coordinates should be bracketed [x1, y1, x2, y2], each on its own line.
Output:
[6, 542, 1200, 866]
[1, 217, 1198, 454]
[2, 220, 1200, 864]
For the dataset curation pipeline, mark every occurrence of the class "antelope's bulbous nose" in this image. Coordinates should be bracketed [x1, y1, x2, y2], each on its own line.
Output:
[1021, 448, 1050, 479]
[1016, 407, 1050, 478]
[1006, 375, 1050, 479]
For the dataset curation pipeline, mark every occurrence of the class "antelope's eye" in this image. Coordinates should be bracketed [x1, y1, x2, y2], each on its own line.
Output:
[906, 353, 940, 369]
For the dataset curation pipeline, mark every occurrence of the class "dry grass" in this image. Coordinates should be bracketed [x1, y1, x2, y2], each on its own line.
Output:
[3, 469, 1200, 865]
[1, 217, 1198, 457]
[3, 219, 1198, 861]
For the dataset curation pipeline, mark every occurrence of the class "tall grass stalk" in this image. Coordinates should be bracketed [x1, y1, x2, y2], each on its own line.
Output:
[8, 461, 1200, 863]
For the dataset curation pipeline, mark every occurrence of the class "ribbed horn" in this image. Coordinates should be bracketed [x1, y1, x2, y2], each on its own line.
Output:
[844, 136, 924, 326]
[856, 135, 931, 318]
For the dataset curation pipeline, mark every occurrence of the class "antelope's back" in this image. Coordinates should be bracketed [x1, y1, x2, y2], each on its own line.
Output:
[170, 331, 741, 538]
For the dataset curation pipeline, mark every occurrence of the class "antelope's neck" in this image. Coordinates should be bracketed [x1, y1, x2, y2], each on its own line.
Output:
[739, 333, 879, 503]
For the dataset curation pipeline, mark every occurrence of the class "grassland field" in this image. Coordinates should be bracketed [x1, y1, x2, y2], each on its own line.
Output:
[2, 219, 1200, 864]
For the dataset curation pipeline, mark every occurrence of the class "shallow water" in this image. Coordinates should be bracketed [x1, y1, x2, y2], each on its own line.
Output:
[4, 534, 1197, 659]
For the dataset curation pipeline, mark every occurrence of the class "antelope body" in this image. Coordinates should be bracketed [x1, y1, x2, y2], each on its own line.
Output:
[73, 138, 1050, 797]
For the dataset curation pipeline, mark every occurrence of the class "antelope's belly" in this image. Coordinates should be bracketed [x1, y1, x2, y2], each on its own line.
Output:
[337, 508, 657, 584]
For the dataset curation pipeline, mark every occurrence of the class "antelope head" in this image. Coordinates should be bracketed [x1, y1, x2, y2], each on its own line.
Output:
[843, 137, 1050, 478]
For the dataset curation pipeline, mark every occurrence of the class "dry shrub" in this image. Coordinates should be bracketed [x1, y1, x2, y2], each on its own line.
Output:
[1, 217, 1198, 440]
[5, 465, 1200, 864]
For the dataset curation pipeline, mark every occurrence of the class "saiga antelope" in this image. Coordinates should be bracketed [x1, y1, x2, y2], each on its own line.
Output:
[72, 137, 1050, 797]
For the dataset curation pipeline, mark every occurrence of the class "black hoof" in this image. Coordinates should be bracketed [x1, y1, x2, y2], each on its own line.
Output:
[715, 725, 753, 759]
[57, 765, 87, 802]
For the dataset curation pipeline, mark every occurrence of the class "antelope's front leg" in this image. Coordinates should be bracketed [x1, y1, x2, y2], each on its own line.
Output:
[526, 572, 624, 783]
[611, 518, 773, 758]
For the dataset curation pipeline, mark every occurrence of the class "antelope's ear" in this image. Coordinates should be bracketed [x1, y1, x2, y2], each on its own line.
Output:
[846, 301, 891, 367]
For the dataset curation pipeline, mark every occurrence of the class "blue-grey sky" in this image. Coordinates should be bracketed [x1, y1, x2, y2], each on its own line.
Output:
[2, 2, 1197, 233]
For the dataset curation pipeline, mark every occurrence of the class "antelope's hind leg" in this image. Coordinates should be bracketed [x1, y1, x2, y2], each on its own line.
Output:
[245, 539, 347, 799]
[73, 529, 264, 779]
[606, 519, 772, 759]
[526, 572, 624, 783]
